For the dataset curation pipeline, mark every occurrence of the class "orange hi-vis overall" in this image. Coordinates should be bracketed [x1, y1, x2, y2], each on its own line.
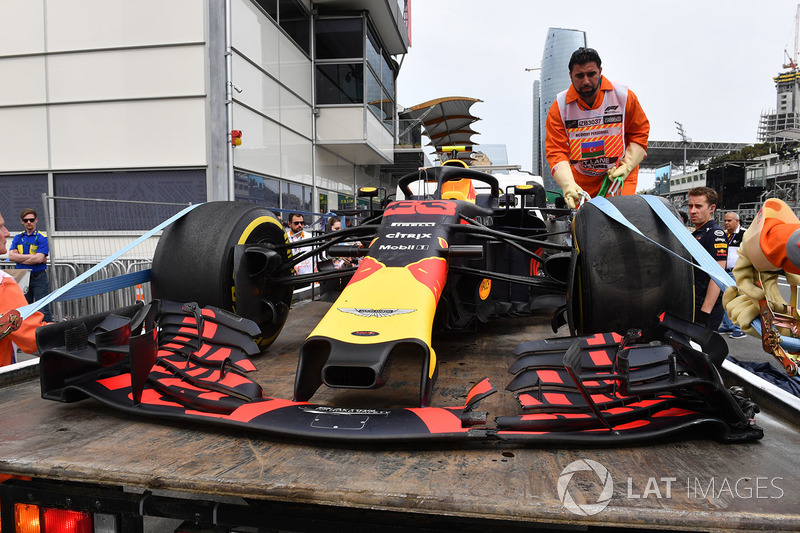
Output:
[0, 271, 46, 367]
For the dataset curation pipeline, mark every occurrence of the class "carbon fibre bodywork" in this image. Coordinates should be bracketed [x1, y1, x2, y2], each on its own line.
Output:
[35, 301, 762, 444]
[33, 167, 762, 445]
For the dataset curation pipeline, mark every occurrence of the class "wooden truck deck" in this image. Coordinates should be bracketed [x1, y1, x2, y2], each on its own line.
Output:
[1, 300, 799, 531]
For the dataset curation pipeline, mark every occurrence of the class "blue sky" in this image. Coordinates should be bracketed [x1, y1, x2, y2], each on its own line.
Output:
[397, 0, 800, 187]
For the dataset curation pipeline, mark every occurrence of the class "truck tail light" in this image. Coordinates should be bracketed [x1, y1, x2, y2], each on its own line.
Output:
[13, 503, 40, 533]
[41, 508, 92, 533]
[12, 504, 95, 533]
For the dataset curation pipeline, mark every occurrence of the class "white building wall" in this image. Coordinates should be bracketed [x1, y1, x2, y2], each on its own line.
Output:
[669, 170, 707, 193]
[230, 0, 314, 188]
[1, 0, 403, 216]
[0, 0, 209, 173]
[315, 148, 355, 194]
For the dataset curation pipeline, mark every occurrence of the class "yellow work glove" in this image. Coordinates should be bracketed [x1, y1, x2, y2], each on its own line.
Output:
[607, 142, 647, 181]
[552, 162, 585, 209]
[723, 214, 800, 336]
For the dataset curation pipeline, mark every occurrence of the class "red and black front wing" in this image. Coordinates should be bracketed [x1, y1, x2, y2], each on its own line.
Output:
[35, 302, 763, 445]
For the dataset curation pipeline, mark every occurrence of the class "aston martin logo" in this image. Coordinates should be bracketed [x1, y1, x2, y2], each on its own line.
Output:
[338, 308, 416, 318]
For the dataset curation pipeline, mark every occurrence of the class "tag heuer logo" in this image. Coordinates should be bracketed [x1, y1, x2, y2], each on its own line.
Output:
[338, 308, 416, 318]
[351, 330, 379, 336]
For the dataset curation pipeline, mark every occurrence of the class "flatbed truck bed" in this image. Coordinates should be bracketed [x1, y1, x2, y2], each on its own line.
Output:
[1, 300, 799, 531]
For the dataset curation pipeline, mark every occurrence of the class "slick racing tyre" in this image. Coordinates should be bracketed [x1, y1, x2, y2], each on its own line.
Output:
[152, 201, 292, 349]
[569, 195, 694, 341]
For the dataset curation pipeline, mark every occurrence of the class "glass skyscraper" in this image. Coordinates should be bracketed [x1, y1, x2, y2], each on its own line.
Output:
[535, 27, 586, 190]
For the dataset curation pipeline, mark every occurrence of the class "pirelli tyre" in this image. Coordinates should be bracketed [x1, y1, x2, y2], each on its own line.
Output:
[151, 201, 292, 349]
[569, 195, 694, 341]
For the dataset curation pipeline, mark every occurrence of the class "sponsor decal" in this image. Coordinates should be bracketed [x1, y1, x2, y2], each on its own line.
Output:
[345, 257, 384, 287]
[714, 229, 725, 237]
[339, 308, 416, 318]
[581, 139, 605, 158]
[604, 105, 619, 113]
[438, 237, 448, 249]
[377, 244, 429, 250]
[479, 279, 491, 300]
[337, 307, 416, 316]
[385, 232, 432, 239]
[603, 114, 623, 124]
[407, 257, 448, 301]
[384, 200, 456, 216]
[301, 406, 390, 416]
[714, 243, 727, 249]
[351, 330, 379, 337]
[390, 222, 437, 227]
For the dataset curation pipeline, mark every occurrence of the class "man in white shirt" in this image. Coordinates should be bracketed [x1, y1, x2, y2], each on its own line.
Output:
[287, 213, 314, 275]
[720, 211, 746, 338]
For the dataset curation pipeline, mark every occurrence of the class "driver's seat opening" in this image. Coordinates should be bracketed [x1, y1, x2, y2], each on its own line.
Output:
[440, 178, 477, 203]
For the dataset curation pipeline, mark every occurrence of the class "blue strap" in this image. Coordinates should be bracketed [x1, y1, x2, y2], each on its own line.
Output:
[588, 196, 728, 285]
[19, 203, 202, 320]
[640, 196, 732, 290]
[588, 195, 800, 352]
[50, 269, 151, 302]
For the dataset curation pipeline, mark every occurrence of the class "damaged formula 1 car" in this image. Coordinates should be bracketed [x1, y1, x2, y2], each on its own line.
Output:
[34, 163, 764, 445]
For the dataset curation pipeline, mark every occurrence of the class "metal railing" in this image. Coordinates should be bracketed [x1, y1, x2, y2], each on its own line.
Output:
[34, 196, 189, 320]
[46, 258, 152, 320]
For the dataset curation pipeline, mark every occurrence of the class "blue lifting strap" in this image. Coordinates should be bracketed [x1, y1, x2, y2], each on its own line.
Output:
[19, 203, 203, 320]
[589, 195, 800, 353]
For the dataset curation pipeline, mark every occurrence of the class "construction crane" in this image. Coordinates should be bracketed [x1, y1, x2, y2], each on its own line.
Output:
[783, 4, 800, 71]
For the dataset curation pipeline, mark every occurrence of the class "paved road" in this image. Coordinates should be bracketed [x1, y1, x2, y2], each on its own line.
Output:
[722, 323, 779, 367]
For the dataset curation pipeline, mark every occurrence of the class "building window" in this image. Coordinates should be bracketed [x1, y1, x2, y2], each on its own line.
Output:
[254, 0, 310, 55]
[52, 170, 205, 231]
[235, 172, 281, 208]
[314, 15, 396, 132]
[365, 26, 396, 131]
[0, 174, 48, 228]
[254, 0, 277, 19]
[284, 182, 312, 213]
[316, 18, 363, 59]
[279, 0, 310, 54]
[234, 172, 316, 223]
[316, 63, 364, 104]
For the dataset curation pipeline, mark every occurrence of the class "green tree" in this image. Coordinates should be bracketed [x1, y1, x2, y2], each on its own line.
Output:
[710, 143, 775, 164]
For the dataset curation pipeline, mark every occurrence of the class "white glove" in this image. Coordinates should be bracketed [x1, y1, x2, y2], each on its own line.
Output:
[607, 142, 647, 181]
[552, 163, 585, 209]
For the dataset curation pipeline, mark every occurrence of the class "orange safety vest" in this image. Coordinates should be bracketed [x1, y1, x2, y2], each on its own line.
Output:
[556, 82, 628, 178]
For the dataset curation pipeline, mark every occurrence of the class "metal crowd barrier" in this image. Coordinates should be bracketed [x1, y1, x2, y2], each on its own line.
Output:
[48, 259, 152, 321]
